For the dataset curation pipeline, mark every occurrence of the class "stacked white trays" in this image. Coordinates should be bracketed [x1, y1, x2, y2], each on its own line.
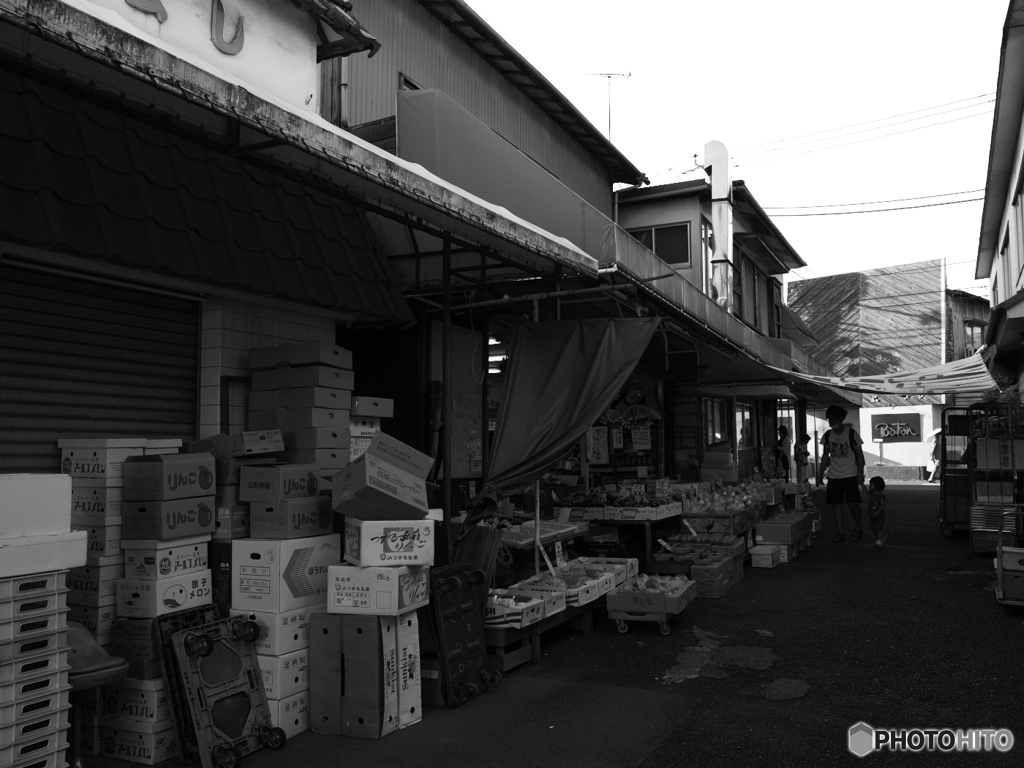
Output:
[0, 572, 72, 768]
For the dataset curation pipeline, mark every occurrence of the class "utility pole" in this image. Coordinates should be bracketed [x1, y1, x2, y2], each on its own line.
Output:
[587, 72, 630, 140]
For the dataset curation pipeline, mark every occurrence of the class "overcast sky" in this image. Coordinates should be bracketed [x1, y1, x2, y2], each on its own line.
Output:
[466, 0, 1008, 296]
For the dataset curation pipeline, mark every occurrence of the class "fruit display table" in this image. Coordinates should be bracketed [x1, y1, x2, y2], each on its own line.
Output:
[483, 602, 595, 673]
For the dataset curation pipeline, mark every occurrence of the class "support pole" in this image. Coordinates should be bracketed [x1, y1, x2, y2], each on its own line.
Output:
[441, 238, 453, 564]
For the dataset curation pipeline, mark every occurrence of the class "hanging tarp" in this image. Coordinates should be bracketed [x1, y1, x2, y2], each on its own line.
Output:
[481, 318, 661, 500]
[766, 353, 999, 396]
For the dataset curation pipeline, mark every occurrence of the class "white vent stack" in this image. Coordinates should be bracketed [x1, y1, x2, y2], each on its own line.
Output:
[704, 140, 734, 311]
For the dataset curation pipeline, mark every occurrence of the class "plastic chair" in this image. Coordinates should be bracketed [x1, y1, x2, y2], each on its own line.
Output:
[66, 621, 130, 768]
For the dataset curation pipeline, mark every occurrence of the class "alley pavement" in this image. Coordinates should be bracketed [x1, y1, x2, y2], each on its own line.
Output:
[152, 484, 1023, 767]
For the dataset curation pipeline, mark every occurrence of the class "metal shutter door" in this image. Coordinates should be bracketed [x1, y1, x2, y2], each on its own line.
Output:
[0, 265, 199, 472]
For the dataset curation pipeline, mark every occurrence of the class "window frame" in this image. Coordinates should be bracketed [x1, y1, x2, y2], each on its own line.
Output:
[626, 222, 691, 267]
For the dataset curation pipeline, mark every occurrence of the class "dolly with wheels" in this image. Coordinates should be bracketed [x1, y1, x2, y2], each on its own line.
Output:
[608, 609, 673, 635]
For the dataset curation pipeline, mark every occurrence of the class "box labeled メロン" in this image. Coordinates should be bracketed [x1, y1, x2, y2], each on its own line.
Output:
[258, 648, 310, 699]
[309, 612, 398, 739]
[0, 474, 72, 538]
[103, 677, 170, 724]
[229, 606, 314, 655]
[122, 535, 210, 580]
[343, 519, 435, 567]
[122, 453, 216, 501]
[58, 438, 147, 481]
[231, 534, 341, 612]
[67, 558, 124, 601]
[249, 340, 354, 371]
[121, 497, 216, 541]
[238, 464, 321, 504]
[331, 433, 434, 522]
[71, 482, 123, 517]
[70, 515, 122, 558]
[116, 570, 212, 619]
[327, 565, 430, 616]
[250, 497, 334, 540]
[99, 717, 178, 766]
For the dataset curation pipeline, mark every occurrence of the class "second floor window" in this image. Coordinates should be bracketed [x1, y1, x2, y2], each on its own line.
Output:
[965, 323, 985, 356]
[627, 223, 690, 266]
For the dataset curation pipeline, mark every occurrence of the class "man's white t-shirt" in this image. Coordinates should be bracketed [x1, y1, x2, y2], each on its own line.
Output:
[821, 425, 863, 479]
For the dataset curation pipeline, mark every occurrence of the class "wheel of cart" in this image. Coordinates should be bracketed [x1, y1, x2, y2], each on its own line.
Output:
[608, 609, 673, 635]
[994, 509, 1024, 608]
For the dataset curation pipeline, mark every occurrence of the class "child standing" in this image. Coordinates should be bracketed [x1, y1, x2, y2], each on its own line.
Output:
[866, 476, 887, 547]
[794, 433, 811, 483]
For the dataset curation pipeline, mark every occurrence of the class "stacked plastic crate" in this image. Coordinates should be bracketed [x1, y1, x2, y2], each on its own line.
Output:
[317, 433, 435, 738]
[99, 451, 216, 765]
[1, 474, 87, 768]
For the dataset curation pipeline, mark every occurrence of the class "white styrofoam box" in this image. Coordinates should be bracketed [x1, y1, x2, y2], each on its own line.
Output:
[267, 689, 310, 739]
[99, 716, 178, 766]
[351, 397, 394, 419]
[228, 606, 313, 655]
[0, 474, 72, 538]
[102, 677, 170, 723]
[327, 565, 430, 616]
[248, 340, 353, 371]
[238, 464, 321, 503]
[258, 648, 310, 699]
[67, 558, 124, 601]
[343, 519, 435, 567]
[71, 482, 123, 517]
[231, 534, 341, 613]
[116, 570, 212, 619]
[71, 515, 122, 559]
[0, 531, 87, 580]
[122, 535, 211, 580]
[59, 438, 146, 480]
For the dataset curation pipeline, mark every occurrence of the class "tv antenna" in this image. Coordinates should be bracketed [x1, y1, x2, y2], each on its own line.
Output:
[587, 72, 631, 140]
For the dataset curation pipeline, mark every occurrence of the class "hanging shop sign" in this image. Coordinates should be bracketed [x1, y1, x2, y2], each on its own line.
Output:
[870, 413, 922, 443]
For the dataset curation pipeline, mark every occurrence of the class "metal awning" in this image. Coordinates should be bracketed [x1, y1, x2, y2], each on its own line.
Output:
[0, 0, 598, 291]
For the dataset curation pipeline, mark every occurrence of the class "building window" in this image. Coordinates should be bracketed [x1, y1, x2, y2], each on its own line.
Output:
[399, 73, 422, 91]
[627, 223, 690, 266]
[704, 397, 730, 447]
[965, 323, 985, 357]
[772, 283, 783, 338]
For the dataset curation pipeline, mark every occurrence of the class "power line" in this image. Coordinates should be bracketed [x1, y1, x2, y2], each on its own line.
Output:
[763, 189, 985, 211]
[770, 196, 982, 216]
[736, 100, 994, 159]
[733, 93, 996, 153]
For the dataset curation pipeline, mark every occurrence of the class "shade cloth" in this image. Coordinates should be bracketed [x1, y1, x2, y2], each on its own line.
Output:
[767, 353, 998, 396]
[480, 318, 660, 500]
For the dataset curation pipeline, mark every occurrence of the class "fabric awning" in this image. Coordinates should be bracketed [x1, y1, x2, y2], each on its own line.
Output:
[766, 353, 999, 396]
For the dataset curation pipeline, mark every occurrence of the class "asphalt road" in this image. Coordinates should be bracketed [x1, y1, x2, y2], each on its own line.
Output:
[149, 484, 1024, 767]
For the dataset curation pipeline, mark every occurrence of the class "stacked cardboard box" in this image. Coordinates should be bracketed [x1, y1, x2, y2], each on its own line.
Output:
[1, 473, 88, 768]
[317, 432, 433, 738]
[62, 438, 146, 643]
[247, 340, 355, 486]
[349, 396, 394, 461]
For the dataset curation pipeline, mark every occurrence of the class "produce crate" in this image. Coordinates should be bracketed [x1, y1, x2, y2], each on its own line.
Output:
[749, 545, 781, 568]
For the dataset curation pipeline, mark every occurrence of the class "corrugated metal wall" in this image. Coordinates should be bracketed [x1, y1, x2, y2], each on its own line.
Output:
[325, 0, 616, 215]
[0, 265, 199, 472]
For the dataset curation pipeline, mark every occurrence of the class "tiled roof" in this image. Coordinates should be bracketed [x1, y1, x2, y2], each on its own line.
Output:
[0, 70, 411, 325]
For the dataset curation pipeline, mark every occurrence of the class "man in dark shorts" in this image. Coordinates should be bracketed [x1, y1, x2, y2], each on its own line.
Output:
[816, 405, 866, 543]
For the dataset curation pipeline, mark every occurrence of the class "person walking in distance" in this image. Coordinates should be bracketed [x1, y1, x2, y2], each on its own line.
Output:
[776, 425, 792, 482]
[816, 405, 866, 543]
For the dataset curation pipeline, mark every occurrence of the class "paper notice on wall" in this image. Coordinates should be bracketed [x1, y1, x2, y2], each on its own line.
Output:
[466, 433, 482, 476]
[610, 427, 623, 450]
[631, 426, 652, 451]
[587, 427, 609, 465]
[655, 478, 671, 498]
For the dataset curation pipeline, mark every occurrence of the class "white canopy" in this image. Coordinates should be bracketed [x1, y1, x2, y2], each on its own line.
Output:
[767, 352, 999, 396]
